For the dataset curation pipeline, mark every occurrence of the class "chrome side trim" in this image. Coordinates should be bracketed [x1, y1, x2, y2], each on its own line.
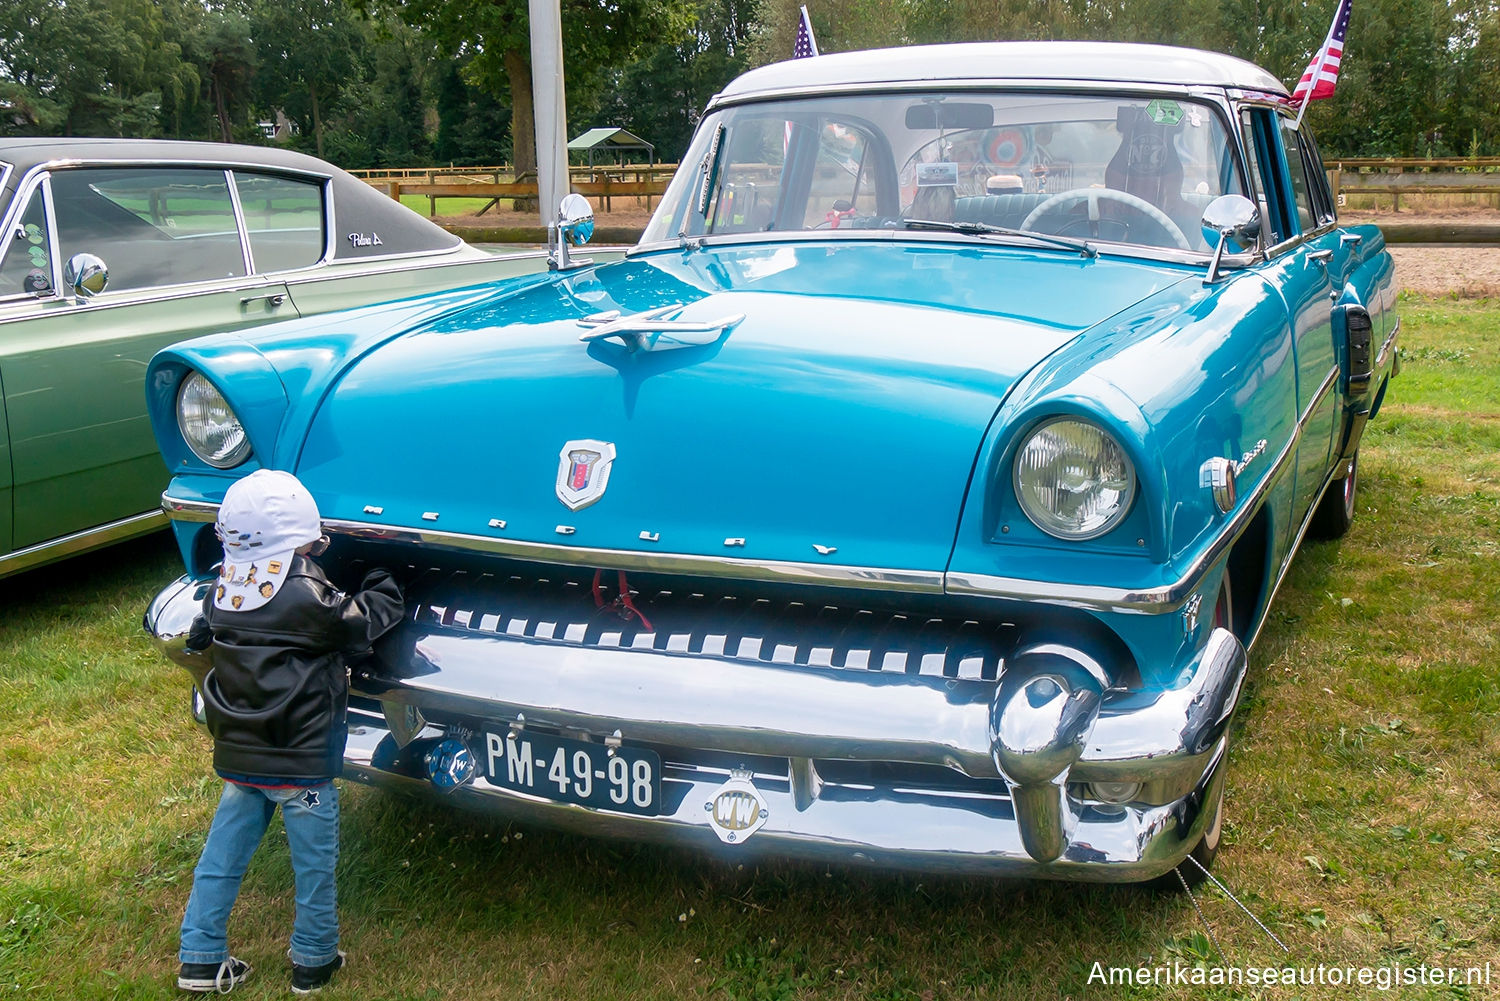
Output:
[0, 510, 166, 579]
[224, 169, 256, 276]
[1247, 455, 1342, 651]
[1375, 314, 1400, 369]
[39, 174, 63, 298]
[161, 494, 220, 522]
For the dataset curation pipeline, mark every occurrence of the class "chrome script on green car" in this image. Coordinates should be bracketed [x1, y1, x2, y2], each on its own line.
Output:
[144, 42, 1397, 885]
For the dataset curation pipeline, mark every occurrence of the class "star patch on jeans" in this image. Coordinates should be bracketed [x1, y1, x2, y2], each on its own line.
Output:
[302, 788, 320, 808]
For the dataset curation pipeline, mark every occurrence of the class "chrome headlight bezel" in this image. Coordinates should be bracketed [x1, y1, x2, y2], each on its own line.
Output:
[176, 371, 252, 469]
[1012, 417, 1137, 541]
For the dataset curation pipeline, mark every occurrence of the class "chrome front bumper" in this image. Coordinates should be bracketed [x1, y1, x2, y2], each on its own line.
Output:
[146, 574, 1246, 880]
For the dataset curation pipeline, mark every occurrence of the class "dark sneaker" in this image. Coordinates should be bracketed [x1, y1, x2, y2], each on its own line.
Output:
[177, 956, 252, 992]
[291, 951, 346, 994]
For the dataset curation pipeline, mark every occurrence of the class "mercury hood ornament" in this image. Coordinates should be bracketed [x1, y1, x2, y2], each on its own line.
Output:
[556, 439, 617, 511]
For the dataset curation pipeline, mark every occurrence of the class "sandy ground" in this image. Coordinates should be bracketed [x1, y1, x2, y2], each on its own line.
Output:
[1387, 246, 1500, 298]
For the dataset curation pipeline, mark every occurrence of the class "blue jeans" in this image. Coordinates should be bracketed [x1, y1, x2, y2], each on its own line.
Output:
[180, 780, 340, 967]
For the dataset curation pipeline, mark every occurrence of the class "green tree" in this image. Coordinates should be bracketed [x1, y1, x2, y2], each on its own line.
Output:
[370, 0, 690, 185]
[600, 0, 759, 161]
[434, 59, 514, 165]
[187, 8, 258, 142]
[250, 0, 368, 157]
[0, 0, 197, 137]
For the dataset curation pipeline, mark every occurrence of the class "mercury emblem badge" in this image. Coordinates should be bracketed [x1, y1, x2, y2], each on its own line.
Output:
[556, 439, 617, 511]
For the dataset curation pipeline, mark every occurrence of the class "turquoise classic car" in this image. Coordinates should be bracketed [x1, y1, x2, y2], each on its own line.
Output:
[0, 138, 559, 579]
[144, 42, 1398, 885]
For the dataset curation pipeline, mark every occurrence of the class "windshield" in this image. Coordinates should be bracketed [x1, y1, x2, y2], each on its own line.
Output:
[644, 91, 1245, 254]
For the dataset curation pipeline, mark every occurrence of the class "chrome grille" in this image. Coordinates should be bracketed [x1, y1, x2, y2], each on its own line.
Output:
[373, 564, 1018, 683]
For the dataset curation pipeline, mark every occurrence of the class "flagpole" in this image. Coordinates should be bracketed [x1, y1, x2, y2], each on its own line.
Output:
[800, 6, 819, 57]
[1293, 13, 1336, 131]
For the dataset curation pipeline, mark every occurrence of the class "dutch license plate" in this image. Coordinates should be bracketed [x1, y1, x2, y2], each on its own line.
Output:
[482, 728, 661, 816]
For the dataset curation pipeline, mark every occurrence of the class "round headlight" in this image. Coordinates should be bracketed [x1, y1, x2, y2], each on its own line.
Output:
[1013, 418, 1136, 540]
[176, 371, 252, 468]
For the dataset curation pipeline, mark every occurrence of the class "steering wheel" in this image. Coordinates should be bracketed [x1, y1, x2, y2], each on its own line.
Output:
[1020, 187, 1191, 251]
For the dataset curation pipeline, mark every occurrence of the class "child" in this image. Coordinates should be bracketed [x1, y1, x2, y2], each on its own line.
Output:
[177, 469, 404, 994]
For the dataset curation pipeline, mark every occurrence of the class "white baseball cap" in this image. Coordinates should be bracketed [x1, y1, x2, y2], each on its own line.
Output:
[213, 469, 323, 612]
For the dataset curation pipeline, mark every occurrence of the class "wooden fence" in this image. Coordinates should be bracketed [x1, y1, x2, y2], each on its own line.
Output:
[353, 158, 1500, 216]
[351, 163, 679, 216]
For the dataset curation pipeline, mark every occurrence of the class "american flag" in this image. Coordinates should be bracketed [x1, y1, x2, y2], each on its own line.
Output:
[785, 6, 818, 155]
[793, 5, 819, 58]
[1292, 0, 1351, 105]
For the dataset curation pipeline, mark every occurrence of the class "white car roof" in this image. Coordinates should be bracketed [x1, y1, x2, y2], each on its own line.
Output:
[714, 41, 1288, 105]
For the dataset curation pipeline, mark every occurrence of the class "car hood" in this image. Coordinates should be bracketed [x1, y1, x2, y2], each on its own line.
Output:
[293, 241, 1189, 572]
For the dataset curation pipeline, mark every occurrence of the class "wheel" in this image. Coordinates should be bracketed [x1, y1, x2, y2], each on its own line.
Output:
[1018, 187, 1191, 250]
[1310, 452, 1358, 540]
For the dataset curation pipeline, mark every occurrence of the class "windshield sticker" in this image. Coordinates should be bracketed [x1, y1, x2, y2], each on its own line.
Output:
[1146, 99, 1184, 127]
[24, 222, 43, 244]
[347, 232, 383, 248]
[24, 269, 50, 293]
[1186, 106, 1205, 128]
[916, 161, 959, 187]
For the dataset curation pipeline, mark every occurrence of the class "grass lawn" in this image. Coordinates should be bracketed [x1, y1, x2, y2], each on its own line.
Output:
[1, 294, 1496, 1000]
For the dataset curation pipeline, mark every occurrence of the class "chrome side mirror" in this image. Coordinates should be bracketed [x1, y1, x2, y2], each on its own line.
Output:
[549, 193, 595, 271]
[1201, 195, 1260, 284]
[64, 253, 109, 298]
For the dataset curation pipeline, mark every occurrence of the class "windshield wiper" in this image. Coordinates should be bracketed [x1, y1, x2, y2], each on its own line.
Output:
[898, 218, 1097, 258]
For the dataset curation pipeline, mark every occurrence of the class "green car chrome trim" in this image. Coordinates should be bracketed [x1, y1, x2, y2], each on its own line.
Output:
[0, 510, 166, 578]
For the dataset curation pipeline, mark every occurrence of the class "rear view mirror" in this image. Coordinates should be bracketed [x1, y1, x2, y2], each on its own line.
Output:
[559, 193, 595, 247]
[550, 194, 596, 271]
[64, 253, 109, 299]
[1201, 194, 1260, 283]
[905, 102, 995, 131]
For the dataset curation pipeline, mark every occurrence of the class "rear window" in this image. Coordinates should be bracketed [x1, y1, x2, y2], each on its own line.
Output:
[49, 167, 246, 290]
[233, 171, 326, 272]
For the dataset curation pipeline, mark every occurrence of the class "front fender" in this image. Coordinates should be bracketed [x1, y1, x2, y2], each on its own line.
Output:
[946, 268, 1298, 683]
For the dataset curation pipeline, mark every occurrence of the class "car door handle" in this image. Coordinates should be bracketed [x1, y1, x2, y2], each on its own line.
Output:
[1340, 233, 1363, 247]
[240, 293, 286, 308]
[1306, 249, 1334, 265]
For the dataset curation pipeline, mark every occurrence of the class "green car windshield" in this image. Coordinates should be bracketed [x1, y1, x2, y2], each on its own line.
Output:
[644, 91, 1246, 253]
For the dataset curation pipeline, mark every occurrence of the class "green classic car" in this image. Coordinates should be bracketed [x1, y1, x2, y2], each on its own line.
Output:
[0, 138, 557, 579]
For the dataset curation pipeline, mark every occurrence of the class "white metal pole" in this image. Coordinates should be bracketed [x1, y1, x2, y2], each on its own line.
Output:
[528, 0, 569, 228]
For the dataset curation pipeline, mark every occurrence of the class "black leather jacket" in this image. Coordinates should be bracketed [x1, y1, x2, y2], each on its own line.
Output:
[189, 557, 404, 782]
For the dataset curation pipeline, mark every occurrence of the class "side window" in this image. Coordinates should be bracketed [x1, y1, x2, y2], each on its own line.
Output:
[232, 171, 326, 272]
[49, 167, 246, 292]
[1279, 118, 1319, 235]
[1297, 127, 1337, 225]
[0, 191, 54, 299]
[800, 121, 872, 228]
[1241, 108, 1292, 245]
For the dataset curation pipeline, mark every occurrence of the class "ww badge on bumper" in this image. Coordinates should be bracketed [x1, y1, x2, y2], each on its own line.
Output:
[705, 771, 769, 844]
